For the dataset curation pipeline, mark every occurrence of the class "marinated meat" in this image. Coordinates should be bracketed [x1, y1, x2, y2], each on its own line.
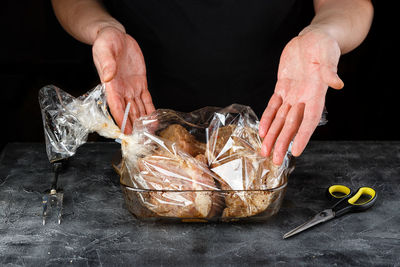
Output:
[206, 125, 283, 218]
[131, 123, 283, 219]
[159, 124, 206, 156]
[136, 150, 221, 218]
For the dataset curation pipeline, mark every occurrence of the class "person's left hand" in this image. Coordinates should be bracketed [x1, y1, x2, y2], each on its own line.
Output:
[259, 28, 344, 165]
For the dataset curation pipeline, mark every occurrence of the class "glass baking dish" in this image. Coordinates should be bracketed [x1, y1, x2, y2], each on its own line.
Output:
[113, 147, 291, 222]
[119, 182, 288, 222]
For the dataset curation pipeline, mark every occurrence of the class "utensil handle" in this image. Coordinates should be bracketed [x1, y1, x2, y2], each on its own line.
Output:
[326, 185, 352, 200]
[51, 161, 63, 191]
[332, 187, 377, 217]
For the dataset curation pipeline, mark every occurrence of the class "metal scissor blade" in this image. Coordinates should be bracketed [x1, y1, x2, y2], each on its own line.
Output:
[283, 209, 335, 239]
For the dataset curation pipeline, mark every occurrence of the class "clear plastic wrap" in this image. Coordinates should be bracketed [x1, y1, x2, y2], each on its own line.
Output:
[39, 84, 296, 222]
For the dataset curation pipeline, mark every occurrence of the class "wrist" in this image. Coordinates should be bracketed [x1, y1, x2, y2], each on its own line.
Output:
[299, 25, 342, 54]
[299, 24, 334, 38]
[89, 18, 126, 44]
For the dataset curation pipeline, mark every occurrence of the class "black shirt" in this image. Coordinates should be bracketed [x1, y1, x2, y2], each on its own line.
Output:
[105, 0, 313, 117]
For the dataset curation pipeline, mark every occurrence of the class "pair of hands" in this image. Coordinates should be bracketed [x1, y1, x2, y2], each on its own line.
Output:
[92, 26, 343, 165]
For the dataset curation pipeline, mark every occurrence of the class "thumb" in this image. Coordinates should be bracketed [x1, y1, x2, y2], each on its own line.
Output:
[322, 65, 344, 90]
[92, 42, 117, 83]
[101, 60, 117, 82]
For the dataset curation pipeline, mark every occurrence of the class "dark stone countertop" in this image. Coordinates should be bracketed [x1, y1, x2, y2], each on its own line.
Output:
[0, 142, 399, 266]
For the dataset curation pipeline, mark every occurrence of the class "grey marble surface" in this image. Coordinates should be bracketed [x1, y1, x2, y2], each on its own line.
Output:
[0, 142, 399, 266]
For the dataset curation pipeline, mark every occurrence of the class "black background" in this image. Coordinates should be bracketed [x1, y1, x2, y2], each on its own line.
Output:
[0, 1, 397, 152]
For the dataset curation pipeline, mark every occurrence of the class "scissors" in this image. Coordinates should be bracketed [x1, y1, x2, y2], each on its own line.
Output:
[283, 185, 377, 239]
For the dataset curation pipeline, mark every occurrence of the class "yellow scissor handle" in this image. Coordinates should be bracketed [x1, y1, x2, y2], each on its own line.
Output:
[328, 185, 351, 198]
[348, 187, 376, 205]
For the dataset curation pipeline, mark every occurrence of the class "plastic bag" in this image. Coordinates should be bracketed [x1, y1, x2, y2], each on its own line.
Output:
[39, 84, 296, 221]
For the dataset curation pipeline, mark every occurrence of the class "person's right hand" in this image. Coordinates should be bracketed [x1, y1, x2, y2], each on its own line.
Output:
[92, 26, 155, 134]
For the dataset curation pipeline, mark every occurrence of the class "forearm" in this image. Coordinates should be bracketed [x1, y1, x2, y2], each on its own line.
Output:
[51, 0, 125, 45]
[302, 0, 374, 54]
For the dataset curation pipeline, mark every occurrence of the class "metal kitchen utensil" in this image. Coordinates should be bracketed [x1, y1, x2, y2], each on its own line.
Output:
[283, 185, 377, 239]
[42, 161, 64, 225]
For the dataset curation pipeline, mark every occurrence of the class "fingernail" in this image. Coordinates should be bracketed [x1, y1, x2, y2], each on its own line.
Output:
[273, 157, 281, 166]
[273, 151, 282, 165]
[334, 75, 344, 89]
[291, 143, 300, 157]
[103, 71, 110, 81]
[102, 67, 113, 82]
[261, 145, 267, 157]
[259, 127, 265, 138]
